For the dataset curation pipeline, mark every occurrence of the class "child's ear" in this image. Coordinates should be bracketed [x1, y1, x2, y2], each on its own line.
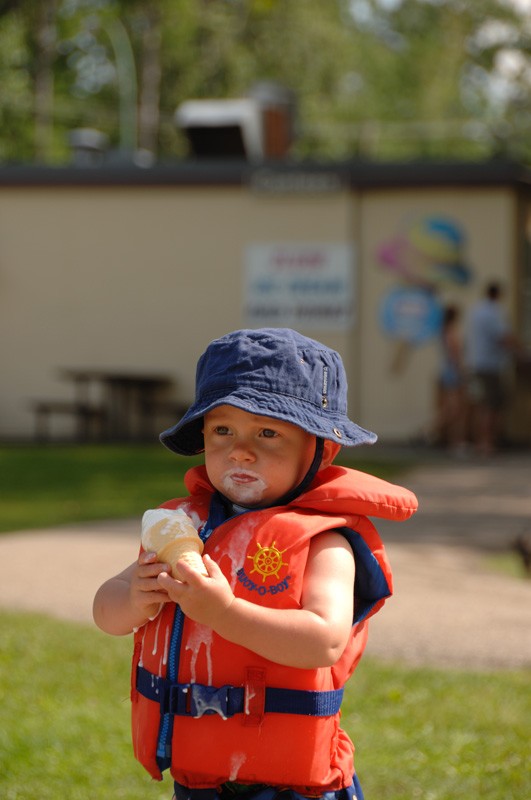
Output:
[319, 440, 341, 470]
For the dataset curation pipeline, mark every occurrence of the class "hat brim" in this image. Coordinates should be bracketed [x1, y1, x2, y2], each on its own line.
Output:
[159, 388, 377, 455]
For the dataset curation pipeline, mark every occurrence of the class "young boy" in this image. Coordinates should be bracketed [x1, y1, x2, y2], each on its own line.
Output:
[93, 328, 418, 800]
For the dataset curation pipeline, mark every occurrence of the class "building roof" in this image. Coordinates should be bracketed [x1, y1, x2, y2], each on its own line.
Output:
[1, 158, 530, 191]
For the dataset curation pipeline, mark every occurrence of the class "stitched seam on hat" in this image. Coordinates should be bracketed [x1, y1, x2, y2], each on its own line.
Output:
[198, 385, 334, 409]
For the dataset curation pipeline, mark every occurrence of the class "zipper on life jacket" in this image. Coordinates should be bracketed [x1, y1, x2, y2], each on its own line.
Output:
[156, 605, 185, 769]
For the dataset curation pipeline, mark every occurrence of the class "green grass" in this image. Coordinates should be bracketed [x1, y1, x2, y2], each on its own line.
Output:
[0, 610, 528, 800]
[483, 551, 529, 580]
[0, 445, 203, 533]
[343, 661, 530, 799]
[0, 610, 167, 800]
[0, 444, 411, 533]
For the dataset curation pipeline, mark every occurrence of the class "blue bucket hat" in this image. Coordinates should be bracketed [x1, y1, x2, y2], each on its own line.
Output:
[160, 328, 377, 455]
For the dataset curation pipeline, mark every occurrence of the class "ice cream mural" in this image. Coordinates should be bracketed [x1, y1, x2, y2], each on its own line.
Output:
[376, 216, 473, 372]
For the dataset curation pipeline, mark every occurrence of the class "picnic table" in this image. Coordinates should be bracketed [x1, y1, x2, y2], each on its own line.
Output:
[32, 368, 185, 442]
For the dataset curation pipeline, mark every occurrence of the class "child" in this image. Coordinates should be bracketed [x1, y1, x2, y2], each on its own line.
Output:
[93, 328, 418, 800]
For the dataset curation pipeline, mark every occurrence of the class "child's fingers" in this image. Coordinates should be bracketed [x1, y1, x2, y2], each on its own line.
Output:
[138, 550, 158, 566]
[145, 591, 169, 605]
[140, 576, 169, 593]
[157, 571, 176, 588]
[203, 553, 221, 577]
[137, 558, 170, 577]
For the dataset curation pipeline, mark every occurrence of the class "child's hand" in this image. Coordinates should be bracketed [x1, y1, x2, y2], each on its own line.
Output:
[157, 554, 234, 629]
[130, 551, 171, 621]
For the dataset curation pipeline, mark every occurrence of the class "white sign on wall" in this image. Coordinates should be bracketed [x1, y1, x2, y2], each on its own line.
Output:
[244, 243, 355, 329]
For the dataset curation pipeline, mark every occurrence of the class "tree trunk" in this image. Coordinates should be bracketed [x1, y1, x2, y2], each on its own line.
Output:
[34, 0, 57, 163]
[137, 8, 162, 156]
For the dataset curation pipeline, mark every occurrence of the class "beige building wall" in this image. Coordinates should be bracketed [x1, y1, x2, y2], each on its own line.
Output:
[0, 184, 357, 439]
[0, 177, 524, 443]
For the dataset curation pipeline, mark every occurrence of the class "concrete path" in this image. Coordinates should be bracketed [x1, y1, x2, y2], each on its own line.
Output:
[1, 449, 530, 671]
[366, 449, 531, 670]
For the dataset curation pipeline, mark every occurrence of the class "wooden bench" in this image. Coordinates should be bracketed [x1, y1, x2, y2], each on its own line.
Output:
[134, 399, 190, 439]
[31, 400, 107, 442]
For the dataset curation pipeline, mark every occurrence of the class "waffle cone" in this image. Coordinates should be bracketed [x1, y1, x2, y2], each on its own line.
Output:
[157, 538, 207, 580]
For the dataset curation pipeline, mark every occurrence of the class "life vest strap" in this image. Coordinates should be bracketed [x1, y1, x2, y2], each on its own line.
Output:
[136, 666, 343, 719]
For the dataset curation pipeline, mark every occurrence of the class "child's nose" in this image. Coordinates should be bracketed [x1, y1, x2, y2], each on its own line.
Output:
[230, 438, 255, 461]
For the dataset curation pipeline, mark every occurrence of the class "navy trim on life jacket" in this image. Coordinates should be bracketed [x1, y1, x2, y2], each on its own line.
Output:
[156, 605, 185, 771]
[337, 527, 392, 624]
[137, 666, 344, 719]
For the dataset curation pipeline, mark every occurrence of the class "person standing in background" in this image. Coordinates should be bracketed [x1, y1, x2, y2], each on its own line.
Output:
[465, 281, 519, 456]
[433, 304, 468, 455]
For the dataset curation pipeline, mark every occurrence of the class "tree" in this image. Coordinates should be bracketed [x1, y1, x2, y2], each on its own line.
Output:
[0, 0, 58, 162]
[33, 0, 58, 162]
[344, 0, 531, 159]
[0, 0, 530, 165]
[0, 9, 33, 161]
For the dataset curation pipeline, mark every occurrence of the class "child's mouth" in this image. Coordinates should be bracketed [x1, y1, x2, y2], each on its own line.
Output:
[231, 472, 257, 484]
[221, 470, 268, 503]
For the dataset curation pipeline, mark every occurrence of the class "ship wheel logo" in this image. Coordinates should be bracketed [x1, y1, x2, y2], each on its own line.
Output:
[247, 541, 288, 582]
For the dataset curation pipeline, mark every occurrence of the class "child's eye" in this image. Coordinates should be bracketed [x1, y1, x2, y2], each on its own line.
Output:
[261, 428, 278, 439]
[214, 425, 230, 435]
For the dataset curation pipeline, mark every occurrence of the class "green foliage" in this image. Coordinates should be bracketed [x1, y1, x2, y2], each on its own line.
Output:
[0, 0, 530, 164]
[0, 11, 34, 161]
[0, 609, 529, 799]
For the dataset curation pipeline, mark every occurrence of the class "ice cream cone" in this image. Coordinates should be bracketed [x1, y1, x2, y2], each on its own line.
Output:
[141, 508, 207, 580]
[157, 537, 206, 580]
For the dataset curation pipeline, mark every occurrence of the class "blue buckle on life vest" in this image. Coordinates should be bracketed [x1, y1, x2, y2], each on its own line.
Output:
[137, 666, 344, 720]
[161, 681, 236, 719]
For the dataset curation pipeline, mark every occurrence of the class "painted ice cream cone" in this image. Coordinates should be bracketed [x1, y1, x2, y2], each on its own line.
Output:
[141, 508, 207, 580]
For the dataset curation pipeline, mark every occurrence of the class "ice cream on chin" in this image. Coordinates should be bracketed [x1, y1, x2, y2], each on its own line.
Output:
[141, 508, 207, 580]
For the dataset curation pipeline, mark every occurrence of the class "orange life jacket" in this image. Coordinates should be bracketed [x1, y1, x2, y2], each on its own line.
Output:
[131, 465, 417, 794]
